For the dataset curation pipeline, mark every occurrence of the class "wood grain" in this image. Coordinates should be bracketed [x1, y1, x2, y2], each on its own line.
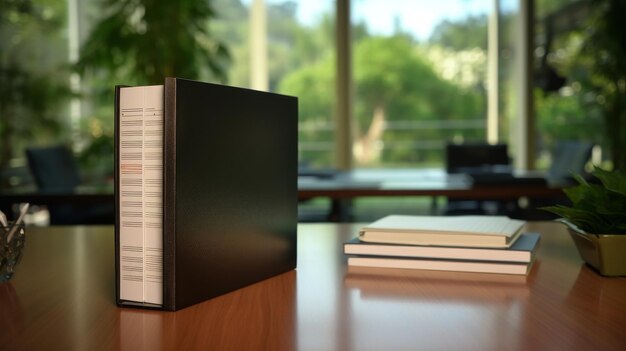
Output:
[1, 223, 625, 350]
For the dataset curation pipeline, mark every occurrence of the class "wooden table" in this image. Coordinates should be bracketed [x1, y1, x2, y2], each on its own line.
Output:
[299, 169, 565, 221]
[2, 222, 625, 350]
[297, 168, 564, 200]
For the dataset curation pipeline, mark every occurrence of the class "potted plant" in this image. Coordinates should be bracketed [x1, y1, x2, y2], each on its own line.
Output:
[542, 167, 626, 276]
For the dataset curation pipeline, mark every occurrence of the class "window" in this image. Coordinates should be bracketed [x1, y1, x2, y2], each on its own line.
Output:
[215, 0, 519, 171]
[6, 0, 623, 184]
[533, 0, 608, 169]
[351, 0, 490, 168]
[213, 0, 336, 169]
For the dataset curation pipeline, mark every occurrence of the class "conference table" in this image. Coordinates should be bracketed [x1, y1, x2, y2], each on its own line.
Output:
[1, 222, 625, 350]
[1, 169, 564, 222]
[298, 168, 565, 220]
[297, 168, 563, 199]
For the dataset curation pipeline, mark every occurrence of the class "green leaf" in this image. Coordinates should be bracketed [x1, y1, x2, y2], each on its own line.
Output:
[542, 205, 599, 231]
[562, 184, 592, 204]
[592, 166, 626, 197]
[554, 168, 626, 218]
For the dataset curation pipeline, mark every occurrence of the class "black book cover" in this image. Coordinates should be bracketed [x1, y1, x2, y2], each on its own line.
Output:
[115, 78, 298, 311]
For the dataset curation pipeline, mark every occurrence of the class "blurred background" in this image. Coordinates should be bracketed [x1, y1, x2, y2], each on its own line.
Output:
[1, 0, 624, 223]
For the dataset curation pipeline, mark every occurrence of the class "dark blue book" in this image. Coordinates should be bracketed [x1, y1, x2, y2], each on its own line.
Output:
[345, 232, 540, 263]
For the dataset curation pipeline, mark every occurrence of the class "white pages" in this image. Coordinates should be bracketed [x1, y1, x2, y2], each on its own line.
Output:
[359, 215, 525, 248]
[118, 85, 164, 305]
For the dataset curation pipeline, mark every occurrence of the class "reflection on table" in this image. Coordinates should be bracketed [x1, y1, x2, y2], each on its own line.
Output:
[1, 222, 625, 350]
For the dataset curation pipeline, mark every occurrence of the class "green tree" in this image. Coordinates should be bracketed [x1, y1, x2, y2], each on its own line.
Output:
[355, 36, 484, 165]
[279, 54, 335, 167]
[280, 35, 485, 167]
[535, 89, 604, 147]
[0, 0, 71, 168]
[212, 0, 335, 92]
[73, 0, 230, 180]
[536, 0, 626, 170]
[203, 0, 248, 86]
[575, 0, 626, 170]
[429, 15, 487, 50]
[77, 0, 229, 85]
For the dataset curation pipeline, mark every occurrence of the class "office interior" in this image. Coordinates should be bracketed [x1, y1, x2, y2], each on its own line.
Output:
[1, 0, 624, 225]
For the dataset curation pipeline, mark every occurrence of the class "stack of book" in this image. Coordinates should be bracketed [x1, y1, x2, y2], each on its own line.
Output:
[344, 215, 540, 275]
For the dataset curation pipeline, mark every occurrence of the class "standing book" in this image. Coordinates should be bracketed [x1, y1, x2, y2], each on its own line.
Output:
[359, 215, 525, 248]
[344, 232, 540, 263]
[115, 78, 298, 311]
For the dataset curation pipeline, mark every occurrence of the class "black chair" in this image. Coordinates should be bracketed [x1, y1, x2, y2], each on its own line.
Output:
[444, 143, 514, 215]
[25, 145, 114, 225]
[511, 140, 594, 220]
[547, 140, 594, 185]
[26, 145, 82, 191]
[445, 143, 511, 176]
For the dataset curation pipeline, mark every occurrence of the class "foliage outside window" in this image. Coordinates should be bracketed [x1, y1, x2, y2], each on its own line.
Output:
[0, 0, 71, 174]
[6, 0, 622, 185]
[74, 0, 230, 181]
[534, 0, 626, 171]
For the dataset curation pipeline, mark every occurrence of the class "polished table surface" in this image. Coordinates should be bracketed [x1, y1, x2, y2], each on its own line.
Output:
[1, 222, 625, 350]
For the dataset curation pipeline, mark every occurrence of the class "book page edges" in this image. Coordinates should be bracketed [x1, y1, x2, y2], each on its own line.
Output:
[344, 242, 531, 262]
[363, 215, 525, 237]
[359, 230, 513, 248]
[359, 222, 524, 248]
[348, 257, 530, 275]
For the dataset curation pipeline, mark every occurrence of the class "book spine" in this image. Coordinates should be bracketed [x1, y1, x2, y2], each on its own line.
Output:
[114, 86, 122, 306]
[162, 77, 177, 311]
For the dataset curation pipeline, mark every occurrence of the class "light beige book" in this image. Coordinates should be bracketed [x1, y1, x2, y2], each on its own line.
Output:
[359, 215, 525, 248]
[347, 256, 533, 275]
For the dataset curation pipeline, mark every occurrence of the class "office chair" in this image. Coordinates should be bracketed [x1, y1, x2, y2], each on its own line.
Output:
[509, 140, 594, 220]
[26, 145, 82, 191]
[444, 143, 514, 215]
[445, 143, 511, 176]
[25, 145, 114, 225]
[547, 140, 594, 185]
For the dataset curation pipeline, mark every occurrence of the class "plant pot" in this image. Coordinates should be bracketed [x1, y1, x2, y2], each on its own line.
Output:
[564, 221, 626, 277]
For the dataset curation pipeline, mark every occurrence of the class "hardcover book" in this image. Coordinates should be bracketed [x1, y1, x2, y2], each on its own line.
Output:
[359, 215, 525, 248]
[114, 78, 298, 311]
[345, 232, 540, 263]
